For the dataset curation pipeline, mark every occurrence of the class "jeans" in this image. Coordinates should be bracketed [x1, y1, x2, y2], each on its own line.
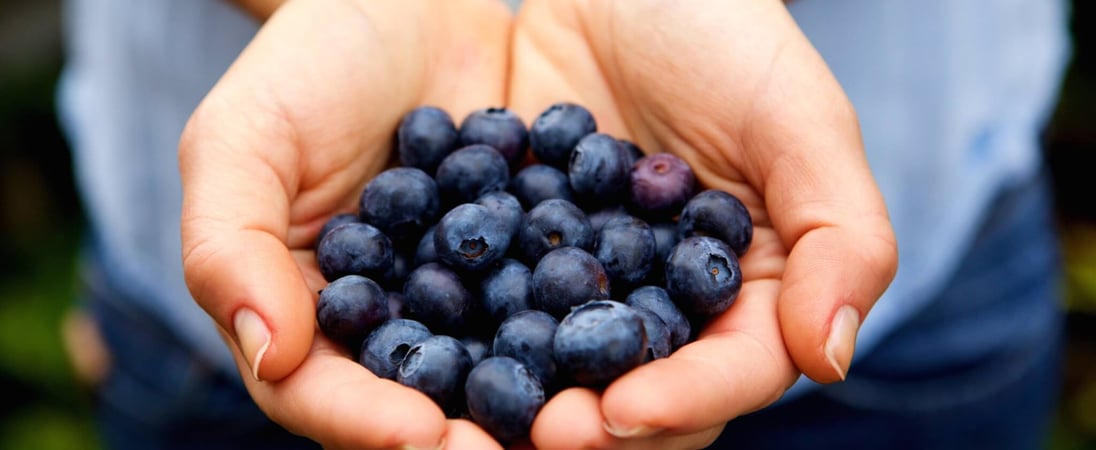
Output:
[709, 173, 1065, 450]
[81, 261, 320, 450]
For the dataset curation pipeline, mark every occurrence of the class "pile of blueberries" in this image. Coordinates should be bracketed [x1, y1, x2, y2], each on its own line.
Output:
[313, 103, 752, 443]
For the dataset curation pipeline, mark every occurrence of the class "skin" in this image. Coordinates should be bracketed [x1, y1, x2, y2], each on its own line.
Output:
[181, 0, 510, 448]
[181, 0, 898, 448]
[508, 1, 897, 448]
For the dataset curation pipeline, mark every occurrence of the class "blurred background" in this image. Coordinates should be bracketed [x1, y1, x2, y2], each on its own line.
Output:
[1, 0, 1094, 449]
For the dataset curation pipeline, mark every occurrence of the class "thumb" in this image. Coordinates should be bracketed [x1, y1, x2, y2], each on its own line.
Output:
[748, 39, 899, 383]
[179, 94, 317, 382]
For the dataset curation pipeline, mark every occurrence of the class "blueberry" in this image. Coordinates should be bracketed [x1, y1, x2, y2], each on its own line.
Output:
[316, 213, 359, 247]
[382, 251, 411, 291]
[435, 145, 511, 206]
[568, 133, 631, 206]
[316, 275, 389, 349]
[479, 258, 534, 325]
[678, 189, 754, 256]
[465, 357, 545, 443]
[461, 336, 491, 366]
[529, 102, 597, 170]
[359, 167, 440, 245]
[413, 225, 438, 268]
[434, 203, 512, 273]
[634, 307, 671, 361]
[665, 236, 742, 317]
[517, 199, 593, 264]
[316, 222, 393, 282]
[492, 310, 559, 390]
[618, 139, 646, 167]
[586, 205, 629, 234]
[508, 164, 574, 210]
[359, 318, 432, 380]
[386, 290, 408, 319]
[474, 191, 523, 242]
[647, 222, 680, 285]
[531, 247, 610, 318]
[402, 262, 475, 334]
[629, 153, 696, 220]
[594, 215, 656, 290]
[458, 107, 529, 168]
[553, 300, 647, 387]
[397, 106, 459, 175]
[397, 335, 473, 416]
[624, 285, 691, 350]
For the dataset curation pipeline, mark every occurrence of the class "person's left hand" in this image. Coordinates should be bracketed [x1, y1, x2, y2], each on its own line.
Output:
[506, 1, 899, 448]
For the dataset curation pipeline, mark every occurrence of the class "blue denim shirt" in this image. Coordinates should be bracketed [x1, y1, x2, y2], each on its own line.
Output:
[58, 0, 1071, 392]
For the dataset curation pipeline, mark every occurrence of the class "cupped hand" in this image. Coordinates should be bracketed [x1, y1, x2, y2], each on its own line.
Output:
[507, 0, 899, 448]
[178, 0, 512, 448]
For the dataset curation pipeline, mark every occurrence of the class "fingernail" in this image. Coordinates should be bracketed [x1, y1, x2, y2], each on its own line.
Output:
[233, 307, 270, 382]
[603, 421, 662, 439]
[824, 304, 860, 381]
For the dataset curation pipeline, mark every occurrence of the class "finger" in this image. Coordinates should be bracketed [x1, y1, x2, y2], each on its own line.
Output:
[416, 0, 512, 123]
[178, 0, 408, 382]
[443, 419, 504, 450]
[739, 25, 898, 384]
[596, 279, 797, 438]
[531, 388, 725, 450]
[591, 0, 897, 382]
[224, 328, 449, 450]
[507, 0, 632, 138]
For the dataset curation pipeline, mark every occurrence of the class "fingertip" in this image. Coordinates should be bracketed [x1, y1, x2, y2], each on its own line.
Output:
[531, 388, 614, 450]
[778, 223, 896, 383]
[186, 231, 317, 382]
[442, 419, 504, 450]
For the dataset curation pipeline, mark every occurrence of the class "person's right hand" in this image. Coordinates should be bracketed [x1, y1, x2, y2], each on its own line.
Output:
[178, 0, 511, 448]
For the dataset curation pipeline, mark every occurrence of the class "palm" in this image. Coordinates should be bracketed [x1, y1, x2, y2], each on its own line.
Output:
[180, 0, 511, 448]
[506, 1, 895, 448]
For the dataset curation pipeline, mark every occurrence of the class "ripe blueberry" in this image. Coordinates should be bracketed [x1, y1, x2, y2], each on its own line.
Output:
[594, 215, 656, 290]
[568, 133, 631, 206]
[678, 189, 754, 256]
[402, 262, 475, 334]
[435, 144, 510, 206]
[458, 107, 529, 168]
[398, 335, 473, 416]
[316, 222, 393, 282]
[359, 167, 440, 245]
[492, 310, 559, 390]
[625, 285, 691, 350]
[529, 102, 597, 170]
[316, 275, 389, 349]
[479, 258, 534, 325]
[517, 199, 593, 264]
[358, 318, 432, 380]
[316, 213, 359, 247]
[634, 307, 671, 361]
[531, 247, 611, 318]
[434, 203, 512, 273]
[397, 106, 459, 175]
[508, 164, 574, 210]
[465, 357, 545, 443]
[665, 236, 742, 317]
[413, 225, 437, 268]
[474, 190, 523, 242]
[553, 300, 647, 387]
